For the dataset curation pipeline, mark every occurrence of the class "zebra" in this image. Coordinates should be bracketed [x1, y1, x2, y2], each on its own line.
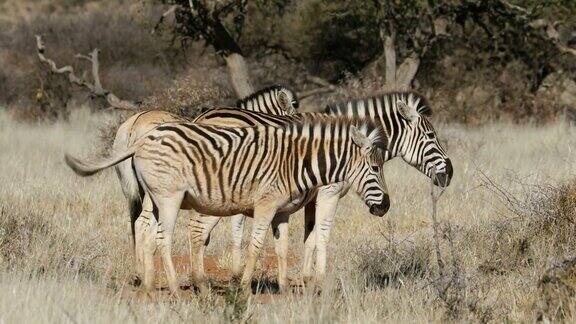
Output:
[112, 85, 299, 281]
[65, 116, 390, 294]
[190, 91, 453, 286]
[237, 85, 299, 114]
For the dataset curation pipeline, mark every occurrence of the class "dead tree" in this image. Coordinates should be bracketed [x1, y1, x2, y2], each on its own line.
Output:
[35, 35, 139, 110]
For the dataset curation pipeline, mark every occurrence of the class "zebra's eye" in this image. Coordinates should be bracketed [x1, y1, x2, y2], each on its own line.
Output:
[371, 165, 380, 173]
[292, 101, 299, 109]
[426, 132, 436, 139]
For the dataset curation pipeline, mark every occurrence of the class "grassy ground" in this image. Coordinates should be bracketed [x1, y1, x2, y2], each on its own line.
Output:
[1, 108, 576, 322]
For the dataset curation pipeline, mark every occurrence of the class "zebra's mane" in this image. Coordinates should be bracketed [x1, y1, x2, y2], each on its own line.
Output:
[288, 116, 387, 151]
[235, 85, 292, 107]
[326, 91, 432, 117]
[395, 91, 432, 116]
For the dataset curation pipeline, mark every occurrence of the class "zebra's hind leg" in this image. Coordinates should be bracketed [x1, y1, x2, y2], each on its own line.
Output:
[134, 203, 152, 285]
[271, 212, 290, 292]
[230, 214, 246, 279]
[140, 194, 158, 294]
[188, 213, 220, 294]
[154, 192, 185, 296]
[302, 200, 316, 283]
[241, 204, 278, 292]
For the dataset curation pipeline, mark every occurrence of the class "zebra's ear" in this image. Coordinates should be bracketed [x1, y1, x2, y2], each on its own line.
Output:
[368, 128, 389, 153]
[351, 125, 372, 154]
[277, 90, 295, 113]
[397, 100, 419, 123]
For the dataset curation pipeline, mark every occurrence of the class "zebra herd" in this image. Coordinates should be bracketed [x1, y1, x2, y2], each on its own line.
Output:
[65, 86, 453, 296]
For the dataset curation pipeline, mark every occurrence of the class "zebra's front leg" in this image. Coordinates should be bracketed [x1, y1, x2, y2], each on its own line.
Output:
[271, 212, 290, 292]
[188, 213, 220, 294]
[241, 205, 277, 291]
[230, 214, 246, 279]
[313, 189, 341, 286]
[302, 200, 316, 283]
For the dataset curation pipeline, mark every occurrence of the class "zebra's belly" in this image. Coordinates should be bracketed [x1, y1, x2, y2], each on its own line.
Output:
[180, 191, 252, 216]
[181, 188, 317, 217]
[277, 190, 317, 214]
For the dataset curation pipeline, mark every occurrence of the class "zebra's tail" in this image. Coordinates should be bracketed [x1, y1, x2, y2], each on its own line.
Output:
[65, 148, 136, 177]
[114, 157, 143, 248]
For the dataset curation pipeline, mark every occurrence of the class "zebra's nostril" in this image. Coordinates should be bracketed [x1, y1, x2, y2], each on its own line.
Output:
[432, 159, 453, 187]
[369, 198, 389, 217]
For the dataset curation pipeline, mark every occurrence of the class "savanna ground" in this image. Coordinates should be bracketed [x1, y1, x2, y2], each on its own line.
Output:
[2, 107, 576, 323]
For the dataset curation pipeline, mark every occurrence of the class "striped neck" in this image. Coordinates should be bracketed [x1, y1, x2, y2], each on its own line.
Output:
[237, 88, 286, 115]
[324, 93, 423, 160]
[282, 123, 360, 194]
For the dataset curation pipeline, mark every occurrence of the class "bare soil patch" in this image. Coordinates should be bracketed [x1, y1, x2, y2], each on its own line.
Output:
[119, 249, 298, 303]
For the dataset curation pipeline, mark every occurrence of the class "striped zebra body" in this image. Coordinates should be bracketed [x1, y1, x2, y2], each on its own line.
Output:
[192, 91, 453, 285]
[111, 85, 299, 282]
[66, 117, 388, 294]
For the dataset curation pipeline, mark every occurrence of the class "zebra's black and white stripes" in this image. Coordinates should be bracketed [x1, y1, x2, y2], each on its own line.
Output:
[65, 116, 389, 294]
[236, 85, 299, 115]
[191, 91, 453, 284]
[325, 92, 453, 186]
[110, 85, 300, 284]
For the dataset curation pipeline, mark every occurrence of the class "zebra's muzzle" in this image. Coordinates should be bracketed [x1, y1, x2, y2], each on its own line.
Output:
[433, 159, 453, 187]
[369, 194, 390, 217]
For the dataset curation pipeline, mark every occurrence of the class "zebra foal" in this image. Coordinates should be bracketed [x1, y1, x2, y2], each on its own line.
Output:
[65, 117, 389, 294]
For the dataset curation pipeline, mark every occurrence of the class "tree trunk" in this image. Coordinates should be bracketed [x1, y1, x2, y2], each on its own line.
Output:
[384, 34, 397, 89]
[396, 54, 420, 91]
[223, 53, 255, 98]
[186, 0, 254, 99]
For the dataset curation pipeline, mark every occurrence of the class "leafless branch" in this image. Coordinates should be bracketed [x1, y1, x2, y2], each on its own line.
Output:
[152, 5, 179, 34]
[297, 76, 338, 99]
[306, 76, 336, 88]
[298, 87, 335, 100]
[35, 35, 139, 110]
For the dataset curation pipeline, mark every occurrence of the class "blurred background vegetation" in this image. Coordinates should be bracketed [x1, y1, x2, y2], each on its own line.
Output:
[0, 0, 574, 123]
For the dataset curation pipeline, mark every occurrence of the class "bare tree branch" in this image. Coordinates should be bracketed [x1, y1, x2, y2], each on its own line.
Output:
[396, 54, 420, 91]
[35, 35, 139, 110]
[298, 87, 335, 100]
[152, 5, 179, 34]
[297, 76, 338, 99]
[306, 76, 336, 89]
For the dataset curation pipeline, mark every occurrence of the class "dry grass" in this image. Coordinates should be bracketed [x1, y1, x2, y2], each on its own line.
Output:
[2, 108, 576, 322]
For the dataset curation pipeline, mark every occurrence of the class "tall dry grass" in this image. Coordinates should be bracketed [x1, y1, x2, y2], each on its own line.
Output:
[1, 108, 576, 322]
